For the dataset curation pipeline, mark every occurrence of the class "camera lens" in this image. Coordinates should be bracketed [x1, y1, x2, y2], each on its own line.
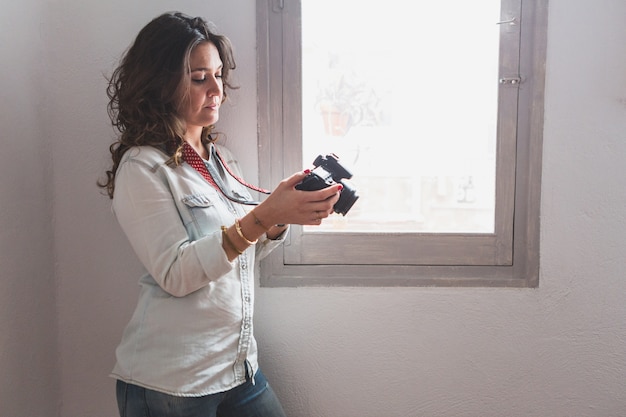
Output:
[334, 180, 358, 215]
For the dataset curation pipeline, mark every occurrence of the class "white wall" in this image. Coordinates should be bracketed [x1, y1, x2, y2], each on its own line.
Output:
[0, 0, 60, 415]
[0, 0, 624, 416]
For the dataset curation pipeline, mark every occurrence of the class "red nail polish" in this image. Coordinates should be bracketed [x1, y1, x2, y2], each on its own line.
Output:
[337, 184, 344, 191]
[304, 169, 311, 174]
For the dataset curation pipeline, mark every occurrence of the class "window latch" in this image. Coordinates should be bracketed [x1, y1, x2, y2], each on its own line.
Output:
[496, 17, 517, 26]
[499, 77, 522, 86]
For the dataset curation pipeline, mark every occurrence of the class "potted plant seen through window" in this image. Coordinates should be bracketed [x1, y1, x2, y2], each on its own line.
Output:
[316, 69, 381, 137]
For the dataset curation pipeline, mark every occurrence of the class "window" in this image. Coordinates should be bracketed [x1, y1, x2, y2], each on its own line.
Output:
[256, 0, 547, 287]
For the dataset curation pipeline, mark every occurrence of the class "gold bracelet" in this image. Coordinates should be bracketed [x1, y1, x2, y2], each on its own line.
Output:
[234, 218, 258, 245]
[221, 226, 243, 255]
[250, 210, 270, 231]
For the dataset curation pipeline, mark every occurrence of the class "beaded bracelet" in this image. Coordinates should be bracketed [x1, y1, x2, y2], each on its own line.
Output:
[234, 218, 258, 245]
[221, 226, 243, 255]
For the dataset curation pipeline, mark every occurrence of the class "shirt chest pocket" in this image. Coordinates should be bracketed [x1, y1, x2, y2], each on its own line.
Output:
[180, 193, 222, 239]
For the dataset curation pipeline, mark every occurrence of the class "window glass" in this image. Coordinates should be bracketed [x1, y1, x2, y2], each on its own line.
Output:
[302, 0, 501, 233]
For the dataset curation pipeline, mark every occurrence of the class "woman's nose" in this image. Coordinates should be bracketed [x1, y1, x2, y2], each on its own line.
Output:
[207, 77, 222, 96]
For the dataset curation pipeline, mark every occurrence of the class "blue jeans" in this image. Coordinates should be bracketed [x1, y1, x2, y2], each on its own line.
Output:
[116, 369, 287, 417]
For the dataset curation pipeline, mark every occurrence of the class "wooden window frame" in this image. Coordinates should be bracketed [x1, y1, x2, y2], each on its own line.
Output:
[256, 0, 547, 287]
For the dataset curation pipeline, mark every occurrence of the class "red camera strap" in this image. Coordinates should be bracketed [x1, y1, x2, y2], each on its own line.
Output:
[181, 141, 270, 197]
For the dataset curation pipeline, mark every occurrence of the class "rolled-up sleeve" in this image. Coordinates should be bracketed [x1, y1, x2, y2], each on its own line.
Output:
[113, 158, 234, 297]
[255, 226, 289, 261]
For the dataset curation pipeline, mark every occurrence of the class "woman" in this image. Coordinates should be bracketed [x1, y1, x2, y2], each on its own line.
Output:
[99, 11, 341, 417]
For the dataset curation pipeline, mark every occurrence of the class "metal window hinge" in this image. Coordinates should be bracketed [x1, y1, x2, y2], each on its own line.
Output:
[499, 77, 522, 86]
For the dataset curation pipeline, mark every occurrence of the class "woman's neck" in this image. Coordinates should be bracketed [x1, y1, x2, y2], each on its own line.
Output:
[185, 130, 208, 159]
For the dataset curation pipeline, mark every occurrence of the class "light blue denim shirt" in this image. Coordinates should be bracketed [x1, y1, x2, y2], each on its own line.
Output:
[110, 144, 287, 397]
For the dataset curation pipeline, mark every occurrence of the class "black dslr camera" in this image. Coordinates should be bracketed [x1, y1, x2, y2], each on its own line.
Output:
[295, 154, 358, 216]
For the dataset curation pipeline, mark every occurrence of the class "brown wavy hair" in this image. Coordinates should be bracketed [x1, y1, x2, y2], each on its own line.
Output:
[98, 12, 237, 198]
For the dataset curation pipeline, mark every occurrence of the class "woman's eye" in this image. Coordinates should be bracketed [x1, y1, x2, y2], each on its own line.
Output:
[191, 75, 222, 84]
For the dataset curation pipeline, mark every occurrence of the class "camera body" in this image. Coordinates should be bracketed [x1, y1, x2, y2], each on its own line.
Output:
[295, 154, 358, 216]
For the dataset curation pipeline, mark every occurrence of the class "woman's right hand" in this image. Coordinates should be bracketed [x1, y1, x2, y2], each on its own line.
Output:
[254, 170, 343, 227]
[221, 170, 343, 260]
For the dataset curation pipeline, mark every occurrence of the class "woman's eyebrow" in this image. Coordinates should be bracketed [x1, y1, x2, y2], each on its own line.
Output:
[190, 65, 223, 72]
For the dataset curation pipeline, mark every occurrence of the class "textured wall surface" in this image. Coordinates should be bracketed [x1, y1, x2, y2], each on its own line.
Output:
[0, 0, 60, 416]
[0, 1, 624, 416]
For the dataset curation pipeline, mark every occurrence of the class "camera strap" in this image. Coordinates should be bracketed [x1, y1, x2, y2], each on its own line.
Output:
[182, 141, 270, 206]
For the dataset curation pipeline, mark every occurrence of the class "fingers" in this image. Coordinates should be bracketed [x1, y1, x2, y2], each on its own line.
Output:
[314, 212, 323, 224]
[313, 209, 330, 221]
[304, 210, 324, 225]
[282, 169, 312, 188]
[322, 183, 344, 200]
[261, 172, 343, 226]
[300, 183, 343, 203]
[303, 184, 342, 222]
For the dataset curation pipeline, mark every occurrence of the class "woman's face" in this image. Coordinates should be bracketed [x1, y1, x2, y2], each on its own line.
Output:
[180, 41, 224, 131]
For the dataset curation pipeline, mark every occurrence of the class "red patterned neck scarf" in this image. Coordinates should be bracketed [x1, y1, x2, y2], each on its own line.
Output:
[181, 141, 219, 190]
[181, 141, 270, 204]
